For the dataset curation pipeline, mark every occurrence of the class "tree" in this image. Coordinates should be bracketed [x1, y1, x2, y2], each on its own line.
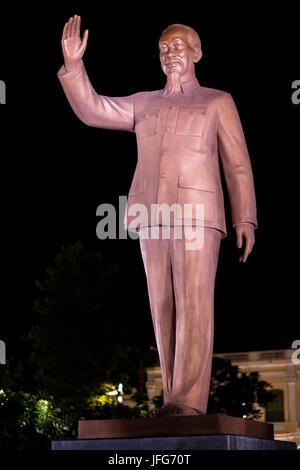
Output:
[29, 240, 157, 404]
[207, 357, 274, 419]
[29, 241, 123, 402]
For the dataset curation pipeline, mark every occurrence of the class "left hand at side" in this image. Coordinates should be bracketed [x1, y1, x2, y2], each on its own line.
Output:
[235, 223, 255, 263]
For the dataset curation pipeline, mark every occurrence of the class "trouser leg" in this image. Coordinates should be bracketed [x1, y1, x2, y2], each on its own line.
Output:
[170, 227, 221, 413]
[139, 226, 176, 405]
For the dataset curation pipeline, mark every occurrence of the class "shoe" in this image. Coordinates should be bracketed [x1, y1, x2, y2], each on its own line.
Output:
[149, 403, 204, 417]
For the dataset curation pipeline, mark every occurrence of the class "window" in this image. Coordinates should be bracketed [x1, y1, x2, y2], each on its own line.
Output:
[265, 389, 284, 422]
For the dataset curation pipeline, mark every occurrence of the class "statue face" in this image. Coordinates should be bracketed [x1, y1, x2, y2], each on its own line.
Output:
[159, 29, 197, 80]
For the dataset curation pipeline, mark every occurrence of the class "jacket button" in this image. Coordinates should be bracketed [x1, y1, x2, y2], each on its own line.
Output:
[160, 173, 166, 178]
[166, 127, 170, 132]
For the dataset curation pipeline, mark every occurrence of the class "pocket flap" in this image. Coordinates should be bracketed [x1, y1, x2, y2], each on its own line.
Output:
[136, 110, 160, 121]
[178, 176, 214, 192]
[178, 106, 207, 115]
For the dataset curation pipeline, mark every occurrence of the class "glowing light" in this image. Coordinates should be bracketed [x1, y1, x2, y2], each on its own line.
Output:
[117, 395, 123, 404]
[118, 383, 123, 393]
[107, 390, 118, 396]
[37, 399, 49, 413]
[243, 414, 247, 418]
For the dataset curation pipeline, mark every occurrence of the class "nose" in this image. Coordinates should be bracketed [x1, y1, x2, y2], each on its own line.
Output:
[165, 47, 177, 60]
[166, 50, 176, 57]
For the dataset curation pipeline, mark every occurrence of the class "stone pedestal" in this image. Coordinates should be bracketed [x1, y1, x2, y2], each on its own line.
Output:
[52, 434, 296, 450]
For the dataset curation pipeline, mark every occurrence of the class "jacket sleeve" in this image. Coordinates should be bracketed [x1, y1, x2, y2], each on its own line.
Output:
[57, 60, 135, 130]
[217, 92, 258, 228]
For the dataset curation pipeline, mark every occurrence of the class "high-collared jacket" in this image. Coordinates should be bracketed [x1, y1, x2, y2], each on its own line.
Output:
[58, 60, 257, 237]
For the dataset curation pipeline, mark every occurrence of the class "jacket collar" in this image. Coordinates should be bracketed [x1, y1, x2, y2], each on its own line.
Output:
[180, 76, 200, 95]
[161, 76, 200, 97]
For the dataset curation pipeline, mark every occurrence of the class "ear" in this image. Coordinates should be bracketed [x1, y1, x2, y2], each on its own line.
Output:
[193, 46, 202, 63]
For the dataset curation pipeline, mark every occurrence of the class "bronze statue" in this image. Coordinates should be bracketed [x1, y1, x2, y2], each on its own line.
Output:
[58, 16, 257, 417]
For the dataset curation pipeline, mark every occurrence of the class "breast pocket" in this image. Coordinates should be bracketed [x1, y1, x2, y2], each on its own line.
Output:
[135, 110, 160, 138]
[175, 107, 207, 136]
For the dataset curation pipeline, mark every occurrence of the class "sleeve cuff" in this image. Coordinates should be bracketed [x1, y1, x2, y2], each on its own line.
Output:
[57, 60, 84, 77]
[233, 220, 258, 229]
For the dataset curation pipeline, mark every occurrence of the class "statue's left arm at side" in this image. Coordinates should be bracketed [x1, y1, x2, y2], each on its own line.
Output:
[57, 15, 134, 131]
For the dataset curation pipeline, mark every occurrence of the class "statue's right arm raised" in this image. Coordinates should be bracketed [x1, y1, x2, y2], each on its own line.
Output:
[58, 15, 134, 130]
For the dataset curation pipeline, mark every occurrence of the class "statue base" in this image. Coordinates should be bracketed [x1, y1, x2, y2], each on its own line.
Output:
[77, 413, 273, 440]
[51, 414, 296, 450]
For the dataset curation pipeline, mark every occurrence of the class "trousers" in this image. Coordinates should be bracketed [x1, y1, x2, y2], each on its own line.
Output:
[139, 226, 221, 413]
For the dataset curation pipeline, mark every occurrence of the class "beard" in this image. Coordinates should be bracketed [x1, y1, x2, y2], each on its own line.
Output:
[162, 68, 183, 97]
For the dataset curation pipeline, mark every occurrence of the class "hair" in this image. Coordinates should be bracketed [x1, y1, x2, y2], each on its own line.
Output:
[160, 24, 201, 52]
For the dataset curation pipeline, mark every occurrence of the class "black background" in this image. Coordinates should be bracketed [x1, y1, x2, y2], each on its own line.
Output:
[1, 2, 299, 354]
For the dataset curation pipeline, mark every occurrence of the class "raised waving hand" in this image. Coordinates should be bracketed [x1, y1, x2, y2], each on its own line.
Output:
[61, 15, 89, 71]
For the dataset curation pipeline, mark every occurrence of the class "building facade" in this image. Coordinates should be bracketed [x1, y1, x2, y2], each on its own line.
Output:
[145, 349, 300, 446]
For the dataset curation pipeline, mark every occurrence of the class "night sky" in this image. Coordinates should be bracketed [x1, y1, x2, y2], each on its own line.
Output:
[1, 4, 299, 355]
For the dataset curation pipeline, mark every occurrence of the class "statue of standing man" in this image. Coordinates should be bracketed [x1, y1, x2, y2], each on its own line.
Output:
[58, 16, 257, 416]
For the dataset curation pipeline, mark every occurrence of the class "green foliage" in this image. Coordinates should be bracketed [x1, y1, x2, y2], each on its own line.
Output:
[207, 357, 274, 419]
[0, 390, 71, 451]
[0, 386, 153, 451]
